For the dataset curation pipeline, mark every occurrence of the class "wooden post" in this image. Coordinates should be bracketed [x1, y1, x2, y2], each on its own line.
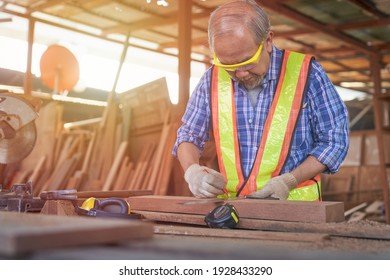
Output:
[24, 19, 35, 95]
[178, 0, 192, 113]
[371, 52, 390, 223]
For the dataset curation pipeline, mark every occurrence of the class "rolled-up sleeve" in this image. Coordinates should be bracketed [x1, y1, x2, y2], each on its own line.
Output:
[308, 61, 350, 173]
[172, 69, 212, 158]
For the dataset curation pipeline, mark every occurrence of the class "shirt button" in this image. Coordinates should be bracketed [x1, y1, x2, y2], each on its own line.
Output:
[248, 119, 252, 124]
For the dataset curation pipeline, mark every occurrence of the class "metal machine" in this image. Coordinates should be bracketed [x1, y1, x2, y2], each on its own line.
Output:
[0, 91, 38, 164]
[0, 91, 42, 212]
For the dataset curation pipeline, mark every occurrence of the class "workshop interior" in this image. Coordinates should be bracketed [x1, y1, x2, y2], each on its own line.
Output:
[0, 0, 390, 260]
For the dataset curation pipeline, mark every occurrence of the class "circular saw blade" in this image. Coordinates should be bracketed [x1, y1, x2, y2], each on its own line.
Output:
[0, 121, 37, 164]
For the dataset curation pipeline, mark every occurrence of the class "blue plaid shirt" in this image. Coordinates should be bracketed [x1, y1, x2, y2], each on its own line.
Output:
[173, 45, 349, 178]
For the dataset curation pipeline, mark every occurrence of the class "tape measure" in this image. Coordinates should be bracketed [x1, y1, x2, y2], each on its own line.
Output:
[204, 203, 239, 229]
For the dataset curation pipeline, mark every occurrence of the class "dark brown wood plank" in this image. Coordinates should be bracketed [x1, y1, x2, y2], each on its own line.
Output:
[154, 225, 330, 242]
[127, 195, 345, 223]
[0, 212, 153, 257]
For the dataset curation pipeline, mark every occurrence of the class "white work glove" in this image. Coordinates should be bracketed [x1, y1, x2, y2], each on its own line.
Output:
[247, 173, 298, 200]
[184, 164, 227, 198]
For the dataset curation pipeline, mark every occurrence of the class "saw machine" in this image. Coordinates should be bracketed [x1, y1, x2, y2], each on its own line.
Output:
[0, 91, 44, 212]
[0, 91, 38, 164]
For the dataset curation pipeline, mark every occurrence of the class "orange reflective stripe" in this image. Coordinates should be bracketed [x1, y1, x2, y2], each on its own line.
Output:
[211, 67, 244, 195]
[211, 67, 225, 177]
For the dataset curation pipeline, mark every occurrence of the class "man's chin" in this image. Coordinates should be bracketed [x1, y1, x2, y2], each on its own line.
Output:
[241, 79, 262, 90]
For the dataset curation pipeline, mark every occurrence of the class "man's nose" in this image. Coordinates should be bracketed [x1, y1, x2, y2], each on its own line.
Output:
[234, 69, 249, 78]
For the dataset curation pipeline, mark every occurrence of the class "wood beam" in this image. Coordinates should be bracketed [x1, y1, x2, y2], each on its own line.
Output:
[0, 17, 12, 23]
[333, 17, 390, 30]
[178, 0, 192, 112]
[27, 0, 66, 14]
[284, 37, 370, 77]
[258, 1, 375, 54]
[103, 10, 210, 35]
[155, 224, 329, 242]
[346, 0, 389, 18]
[127, 196, 345, 223]
[24, 19, 35, 95]
[371, 52, 390, 224]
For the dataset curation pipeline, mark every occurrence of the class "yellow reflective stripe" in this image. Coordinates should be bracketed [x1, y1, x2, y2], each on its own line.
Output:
[217, 68, 240, 193]
[256, 52, 305, 189]
[288, 182, 321, 201]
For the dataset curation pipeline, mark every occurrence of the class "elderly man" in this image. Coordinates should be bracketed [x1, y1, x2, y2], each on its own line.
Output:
[172, 0, 349, 201]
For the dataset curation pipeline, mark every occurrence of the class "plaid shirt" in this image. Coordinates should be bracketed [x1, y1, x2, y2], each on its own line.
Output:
[173, 45, 349, 177]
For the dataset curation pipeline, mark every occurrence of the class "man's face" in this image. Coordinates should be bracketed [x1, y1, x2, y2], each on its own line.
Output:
[213, 29, 273, 90]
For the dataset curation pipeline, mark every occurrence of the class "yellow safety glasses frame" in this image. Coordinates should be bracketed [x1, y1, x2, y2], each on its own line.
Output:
[213, 41, 264, 72]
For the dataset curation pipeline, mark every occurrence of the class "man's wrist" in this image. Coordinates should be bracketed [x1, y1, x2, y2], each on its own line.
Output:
[284, 172, 298, 189]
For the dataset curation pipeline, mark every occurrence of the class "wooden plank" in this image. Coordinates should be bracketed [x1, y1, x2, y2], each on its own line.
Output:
[102, 141, 128, 191]
[113, 157, 129, 190]
[75, 190, 152, 198]
[127, 195, 345, 223]
[154, 225, 329, 242]
[134, 210, 390, 240]
[0, 211, 153, 257]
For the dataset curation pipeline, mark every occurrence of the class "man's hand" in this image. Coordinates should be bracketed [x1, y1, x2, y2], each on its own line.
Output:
[184, 164, 227, 198]
[247, 173, 298, 200]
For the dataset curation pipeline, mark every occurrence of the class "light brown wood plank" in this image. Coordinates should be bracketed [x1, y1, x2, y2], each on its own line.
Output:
[154, 225, 329, 242]
[0, 212, 153, 257]
[127, 195, 345, 223]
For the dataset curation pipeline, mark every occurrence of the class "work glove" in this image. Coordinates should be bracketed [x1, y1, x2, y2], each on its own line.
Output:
[184, 163, 227, 198]
[247, 173, 298, 200]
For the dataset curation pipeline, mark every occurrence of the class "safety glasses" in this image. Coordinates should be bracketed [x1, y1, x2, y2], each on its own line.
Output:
[213, 41, 264, 72]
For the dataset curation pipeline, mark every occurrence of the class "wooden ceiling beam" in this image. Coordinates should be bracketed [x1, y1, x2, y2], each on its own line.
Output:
[333, 17, 390, 30]
[284, 37, 370, 76]
[0, 17, 12, 23]
[326, 66, 370, 74]
[346, 0, 389, 18]
[81, 0, 113, 10]
[258, 0, 375, 54]
[102, 10, 210, 35]
[27, 0, 66, 14]
[159, 35, 209, 49]
[273, 16, 390, 40]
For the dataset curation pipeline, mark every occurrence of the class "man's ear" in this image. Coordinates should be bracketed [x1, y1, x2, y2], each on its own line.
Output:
[265, 31, 274, 53]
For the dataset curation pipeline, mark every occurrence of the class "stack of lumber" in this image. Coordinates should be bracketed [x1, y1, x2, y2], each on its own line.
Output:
[128, 195, 390, 241]
[0, 79, 184, 196]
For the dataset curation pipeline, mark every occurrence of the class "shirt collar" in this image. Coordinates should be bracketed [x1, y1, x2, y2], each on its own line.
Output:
[266, 44, 283, 81]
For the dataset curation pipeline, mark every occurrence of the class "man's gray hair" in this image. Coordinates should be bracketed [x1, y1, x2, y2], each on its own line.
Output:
[208, 0, 271, 51]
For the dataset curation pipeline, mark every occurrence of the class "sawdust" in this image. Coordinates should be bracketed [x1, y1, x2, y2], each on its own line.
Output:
[307, 220, 390, 257]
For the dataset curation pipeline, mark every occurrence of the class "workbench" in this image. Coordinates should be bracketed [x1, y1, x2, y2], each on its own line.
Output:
[1, 211, 390, 260]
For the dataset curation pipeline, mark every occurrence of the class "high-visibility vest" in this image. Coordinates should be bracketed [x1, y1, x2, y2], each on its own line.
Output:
[211, 50, 321, 201]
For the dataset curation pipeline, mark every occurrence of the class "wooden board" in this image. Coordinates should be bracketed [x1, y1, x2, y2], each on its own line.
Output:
[127, 195, 345, 223]
[75, 190, 152, 198]
[154, 225, 329, 242]
[133, 211, 390, 240]
[0, 212, 153, 257]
